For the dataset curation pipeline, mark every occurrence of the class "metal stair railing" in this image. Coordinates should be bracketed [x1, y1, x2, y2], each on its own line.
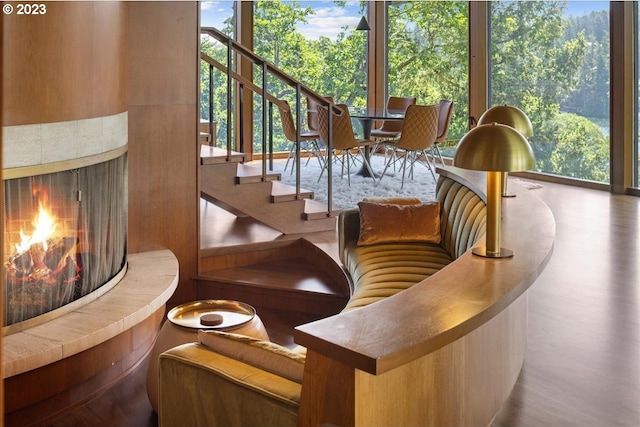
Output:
[200, 26, 336, 214]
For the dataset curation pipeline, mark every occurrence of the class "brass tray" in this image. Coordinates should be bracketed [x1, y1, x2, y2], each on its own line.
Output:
[167, 300, 256, 330]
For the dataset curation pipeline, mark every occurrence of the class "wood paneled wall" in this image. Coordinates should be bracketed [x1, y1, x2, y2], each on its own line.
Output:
[2, 2, 128, 125]
[127, 2, 199, 305]
[1, 11, 4, 427]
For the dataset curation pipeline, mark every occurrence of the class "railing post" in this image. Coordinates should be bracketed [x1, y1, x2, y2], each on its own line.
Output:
[226, 37, 232, 159]
[239, 84, 244, 153]
[261, 61, 268, 179]
[268, 101, 274, 171]
[295, 84, 302, 197]
[327, 102, 333, 213]
[201, 27, 336, 216]
[208, 64, 214, 146]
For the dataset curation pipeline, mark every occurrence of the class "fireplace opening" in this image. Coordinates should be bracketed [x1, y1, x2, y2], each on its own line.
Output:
[3, 155, 127, 329]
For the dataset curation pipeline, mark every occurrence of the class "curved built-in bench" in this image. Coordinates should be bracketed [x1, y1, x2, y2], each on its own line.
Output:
[158, 167, 555, 427]
[295, 167, 555, 427]
[338, 173, 487, 312]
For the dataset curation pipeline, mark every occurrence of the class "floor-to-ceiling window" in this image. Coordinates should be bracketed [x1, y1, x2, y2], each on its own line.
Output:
[198, 1, 640, 193]
[636, 2, 640, 189]
[200, 1, 236, 147]
[386, 0, 469, 155]
[490, 1, 610, 183]
[252, 0, 368, 154]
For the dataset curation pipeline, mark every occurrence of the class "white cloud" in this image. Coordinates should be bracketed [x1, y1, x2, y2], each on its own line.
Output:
[200, 1, 363, 40]
[201, 1, 234, 29]
[200, 2, 216, 11]
[299, 6, 361, 40]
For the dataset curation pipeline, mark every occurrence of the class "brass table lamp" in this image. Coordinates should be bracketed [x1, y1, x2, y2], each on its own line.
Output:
[453, 123, 535, 258]
[477, 105, 533, 197]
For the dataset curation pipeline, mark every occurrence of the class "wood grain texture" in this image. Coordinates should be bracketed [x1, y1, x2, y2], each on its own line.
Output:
[200, 238, 348, 288]
[298, 351, 355, 427]
[491, 180, 640, 427]
[0, 24, 4, 425]
[2, 2, 128, 125]
[2, 250, 178, 378]
[295, 167, 554, 374]
[4, 306, 163, 427]
[127, 2, 198, 108]
[295, 167, 555, 427]
[200, 162, 337, 234]
[351, 296, 527, 427]
[126, 1, 199, 307]
[37, 177, 639, 427]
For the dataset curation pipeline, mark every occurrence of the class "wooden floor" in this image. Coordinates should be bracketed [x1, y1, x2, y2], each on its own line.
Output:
[491, 180, 640, 427]
[41, 179, 640, 427]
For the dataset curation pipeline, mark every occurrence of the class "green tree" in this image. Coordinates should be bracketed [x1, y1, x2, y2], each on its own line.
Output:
[254, 0, 312, 69]
[201, 34, 235, 147]
[546, 113, 609, 182]
[387, 1, 469, 140]
[201, 1, 610, 182]
[561, 11, 610, 118]
[490, 1, 591, 176]
[252, 0, 367, 152]
[312, 30, 368, 108]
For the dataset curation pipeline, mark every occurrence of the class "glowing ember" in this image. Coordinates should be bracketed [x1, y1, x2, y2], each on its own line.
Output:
[14, 203, 57, 255]
[4, 199, 83, 325]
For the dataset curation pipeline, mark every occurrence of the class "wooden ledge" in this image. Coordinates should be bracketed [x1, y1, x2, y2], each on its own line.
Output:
[294, 167, 555, 427]
[2, 249, 179, 378]
[295, 166, 556, 375]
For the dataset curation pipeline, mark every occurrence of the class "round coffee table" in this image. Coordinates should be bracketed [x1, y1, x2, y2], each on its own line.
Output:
[146, 300, 270, 413]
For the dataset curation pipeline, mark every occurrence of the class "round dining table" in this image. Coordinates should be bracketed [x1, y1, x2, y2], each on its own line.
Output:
[351, 112, 404, 178]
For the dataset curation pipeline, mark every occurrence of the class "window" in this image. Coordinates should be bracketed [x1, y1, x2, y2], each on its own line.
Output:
[387, 0, 469, 154]
[636, 2, 640, 188]
[490, 1, 610, 183]
[200, 1, 236, 147]
[253, 0, 368, 154]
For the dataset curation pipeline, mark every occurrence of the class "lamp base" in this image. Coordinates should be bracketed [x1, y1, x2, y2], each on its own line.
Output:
[501, 192, 517, 198]
[471, 246, 514, 258]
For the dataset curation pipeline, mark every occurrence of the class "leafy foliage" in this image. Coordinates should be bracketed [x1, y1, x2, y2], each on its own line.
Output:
[490, 1, 609, 182]
[545, 113, 609, 182]
[201, 0, 611, 182]
[387, 1, 469, 139]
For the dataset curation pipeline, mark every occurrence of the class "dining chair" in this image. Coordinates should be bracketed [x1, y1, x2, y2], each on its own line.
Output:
[370, 96, 417, 140]
[370, 96, 417, 170]
[302, 96, 335, 170]
[277, 100, 324, 173]
[379, 104, 440, 189]
[317, 103, 377, 185]
[306, 96, 335, 134]
[429, 99, 455, 165]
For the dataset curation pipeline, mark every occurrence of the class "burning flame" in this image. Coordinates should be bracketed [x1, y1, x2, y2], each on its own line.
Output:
[14, 202, 57, 255]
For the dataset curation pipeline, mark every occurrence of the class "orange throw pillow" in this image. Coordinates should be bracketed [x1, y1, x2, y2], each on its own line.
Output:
[357, 201, 441, 246]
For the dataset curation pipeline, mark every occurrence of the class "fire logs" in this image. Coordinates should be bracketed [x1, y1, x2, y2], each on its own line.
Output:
[3, 237, 84, 326]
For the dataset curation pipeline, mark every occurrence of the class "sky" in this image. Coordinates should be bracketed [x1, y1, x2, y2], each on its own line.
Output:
[201, 1, 364, 40]
[200, 1, 609, 41]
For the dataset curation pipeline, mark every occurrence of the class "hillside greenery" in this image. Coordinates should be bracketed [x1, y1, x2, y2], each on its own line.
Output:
[201, 1, 610, 183]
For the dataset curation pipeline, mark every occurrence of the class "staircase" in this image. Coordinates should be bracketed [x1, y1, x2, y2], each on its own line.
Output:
[196, 238, 350, 321]
[200, 145, 336, 234]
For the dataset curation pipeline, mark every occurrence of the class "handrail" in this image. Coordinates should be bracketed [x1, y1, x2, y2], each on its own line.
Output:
[202, 27, 332, 107]
[200, 52, 285, 109]
[200, 26, 336, 213]
[200, 27, 337, 216]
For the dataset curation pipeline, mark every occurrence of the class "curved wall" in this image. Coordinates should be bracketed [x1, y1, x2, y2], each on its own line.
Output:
[2, 1, 127, 126]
